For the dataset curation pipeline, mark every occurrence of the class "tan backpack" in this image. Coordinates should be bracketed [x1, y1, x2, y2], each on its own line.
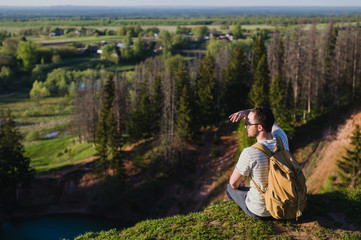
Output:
[251, 136, 307, 220]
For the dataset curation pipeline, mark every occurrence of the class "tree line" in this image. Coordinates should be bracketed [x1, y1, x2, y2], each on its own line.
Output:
[1, 14, 360, 28]
[71, 18, 361, 176]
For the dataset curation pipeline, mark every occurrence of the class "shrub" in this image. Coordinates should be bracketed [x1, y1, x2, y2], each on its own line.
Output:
[26, 130, 41, 141]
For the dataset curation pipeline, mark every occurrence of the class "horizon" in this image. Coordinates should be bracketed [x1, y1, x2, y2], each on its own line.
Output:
[2, 5, 361, 7]
[1, 0, 361, 7]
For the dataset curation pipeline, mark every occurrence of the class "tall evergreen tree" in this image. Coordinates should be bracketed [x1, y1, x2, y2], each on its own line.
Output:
[150, 75, 164, 136]
[251, 36, 267, 74]
[175, 59, 194, 140]
[176, 86, 192, 141]
[337, 124, 361, 189]
[95, 73, 116, 174]
[195, 55, 217, 127]
[222, 46, 252, 115]
[269, 74, 294, 138]
[249, 54, 270, 107]
[128, 80, 153, 140]
[0, 109, 34, 206]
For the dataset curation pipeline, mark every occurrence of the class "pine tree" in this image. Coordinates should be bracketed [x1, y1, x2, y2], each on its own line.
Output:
[150, 75, 163, 136]
[195, 55, 217, 127]
[129, 80, 153, 140]
[175, 59, 195, 140]
[176, 86, 192, 141]
[337, 124, 361, 189]
[222, 46, 252, 115]
[249, 54, 270, 107]
[269, 74, 294, 138]
[95, 73, 116, 174]
[0, 109, 34, 205]
[251, 36, 267, 74]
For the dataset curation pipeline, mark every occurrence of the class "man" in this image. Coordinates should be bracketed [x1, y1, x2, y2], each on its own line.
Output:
[226, 107, 289, 219]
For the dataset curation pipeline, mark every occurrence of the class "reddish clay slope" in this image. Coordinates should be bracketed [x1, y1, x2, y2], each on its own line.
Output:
[301, 109, 361, 193]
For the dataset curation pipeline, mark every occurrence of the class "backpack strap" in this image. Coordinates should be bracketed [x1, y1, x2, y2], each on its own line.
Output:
[250, 138, 281, 199]
[251, 142, 273, 158]
[251, 178, 265, 198]
[275, 135, 284, 151]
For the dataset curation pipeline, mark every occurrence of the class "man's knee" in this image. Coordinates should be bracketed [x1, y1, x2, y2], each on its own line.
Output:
[226, 184, 233, 201]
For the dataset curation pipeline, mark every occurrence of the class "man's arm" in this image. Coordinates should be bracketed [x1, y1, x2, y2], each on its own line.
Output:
[271, 123, 290, 151]
[229, 109, 252, 123]
[229, 168, 246, 189]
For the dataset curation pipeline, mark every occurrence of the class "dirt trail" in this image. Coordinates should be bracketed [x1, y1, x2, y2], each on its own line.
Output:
[304, 109, 361, 193]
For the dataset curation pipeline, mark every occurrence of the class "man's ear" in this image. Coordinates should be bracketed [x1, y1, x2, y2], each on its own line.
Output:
[257, 124, 264, 132]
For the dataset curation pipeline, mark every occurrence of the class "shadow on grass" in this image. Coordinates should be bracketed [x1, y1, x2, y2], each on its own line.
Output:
[290, 104, 361, 152]
[283, 190, 361, 231]
[26, 112, 69, 118]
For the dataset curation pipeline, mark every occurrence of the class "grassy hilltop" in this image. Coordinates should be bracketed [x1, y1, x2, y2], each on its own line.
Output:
[75, 190, 361, 240]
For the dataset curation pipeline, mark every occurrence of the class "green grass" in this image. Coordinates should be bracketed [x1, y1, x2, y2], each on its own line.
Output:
[0, 95, 72, 135]
[28, 35, 124, 44]
[25, 135, 95, 174]
[0, 94, 96, 174]
[74, 201, 274, 240]
[75, 188, 361, 240]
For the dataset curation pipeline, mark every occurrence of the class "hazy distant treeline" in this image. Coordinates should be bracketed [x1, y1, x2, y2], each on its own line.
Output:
[1, 6, 361, 18]
[1, 11, 361, 27]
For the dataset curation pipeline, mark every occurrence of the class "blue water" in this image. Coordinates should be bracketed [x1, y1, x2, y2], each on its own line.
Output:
[0, 214, 128, 240]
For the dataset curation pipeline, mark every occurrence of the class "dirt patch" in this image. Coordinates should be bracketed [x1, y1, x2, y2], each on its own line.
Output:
[304, 109, 361, 193]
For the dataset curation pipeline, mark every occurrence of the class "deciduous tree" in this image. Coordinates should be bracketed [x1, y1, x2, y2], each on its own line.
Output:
[17, 41, 37, 72]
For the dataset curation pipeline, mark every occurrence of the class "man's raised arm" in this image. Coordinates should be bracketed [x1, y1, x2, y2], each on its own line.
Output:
[228, 109, 252, 123]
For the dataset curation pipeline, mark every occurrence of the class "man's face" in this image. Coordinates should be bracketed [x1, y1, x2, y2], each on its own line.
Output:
[246, 112, 260, 138]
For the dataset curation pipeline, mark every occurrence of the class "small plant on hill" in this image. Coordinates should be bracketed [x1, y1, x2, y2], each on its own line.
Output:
[337, 124, 361, 189]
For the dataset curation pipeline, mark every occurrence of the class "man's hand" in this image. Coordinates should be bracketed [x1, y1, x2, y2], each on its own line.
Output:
[229, 109, 251, 123]
[229, 168, 245, 189]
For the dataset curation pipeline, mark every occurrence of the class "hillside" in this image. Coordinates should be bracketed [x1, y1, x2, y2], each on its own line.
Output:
[75, 107, 361, 239]
[75, 190, 361, 240]
[295, 107, 361, 193]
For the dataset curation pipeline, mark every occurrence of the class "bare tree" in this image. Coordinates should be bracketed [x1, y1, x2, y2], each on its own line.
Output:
[112, 71, 130, 146]
[162, 60, 177, 170]
[288, 21, 306, 119]
[74, 71, 99, 144]
[353, 16, 361, 98]
[268, 28, 281, 81]
[305, 19, 319, 114]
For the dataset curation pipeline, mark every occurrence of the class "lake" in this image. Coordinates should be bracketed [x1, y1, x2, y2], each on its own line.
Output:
[0, 214, 129, 240]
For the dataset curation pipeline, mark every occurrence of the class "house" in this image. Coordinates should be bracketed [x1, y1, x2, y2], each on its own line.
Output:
[49, 30, 64, 37]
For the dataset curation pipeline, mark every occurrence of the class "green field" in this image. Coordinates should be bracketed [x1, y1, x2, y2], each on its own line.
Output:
[0, 94, 96, 174]
[28, 35, 125, 44]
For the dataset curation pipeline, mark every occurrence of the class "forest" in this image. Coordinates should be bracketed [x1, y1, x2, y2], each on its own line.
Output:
[1, 8, 361, 239]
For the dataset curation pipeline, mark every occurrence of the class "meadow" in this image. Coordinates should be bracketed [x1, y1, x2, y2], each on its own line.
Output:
[0, 94, 95, 174]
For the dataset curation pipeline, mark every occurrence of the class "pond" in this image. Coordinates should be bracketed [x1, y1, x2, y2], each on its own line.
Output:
[0, 214, 130, 240]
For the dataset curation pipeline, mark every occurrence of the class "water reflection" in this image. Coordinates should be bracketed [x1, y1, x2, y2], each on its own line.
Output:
[0, 214, 129, 240]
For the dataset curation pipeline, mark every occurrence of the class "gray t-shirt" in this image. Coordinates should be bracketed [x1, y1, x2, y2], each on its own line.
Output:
[235, 124, 289, 217]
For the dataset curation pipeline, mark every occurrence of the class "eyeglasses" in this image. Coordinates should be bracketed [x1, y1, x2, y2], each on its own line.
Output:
[245, 119, 260, 127]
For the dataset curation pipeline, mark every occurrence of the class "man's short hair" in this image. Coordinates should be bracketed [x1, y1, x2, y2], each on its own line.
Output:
[251, 107, 275, 132]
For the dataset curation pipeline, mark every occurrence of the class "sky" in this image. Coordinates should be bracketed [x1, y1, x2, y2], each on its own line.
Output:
[1, 0, 361, 7]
